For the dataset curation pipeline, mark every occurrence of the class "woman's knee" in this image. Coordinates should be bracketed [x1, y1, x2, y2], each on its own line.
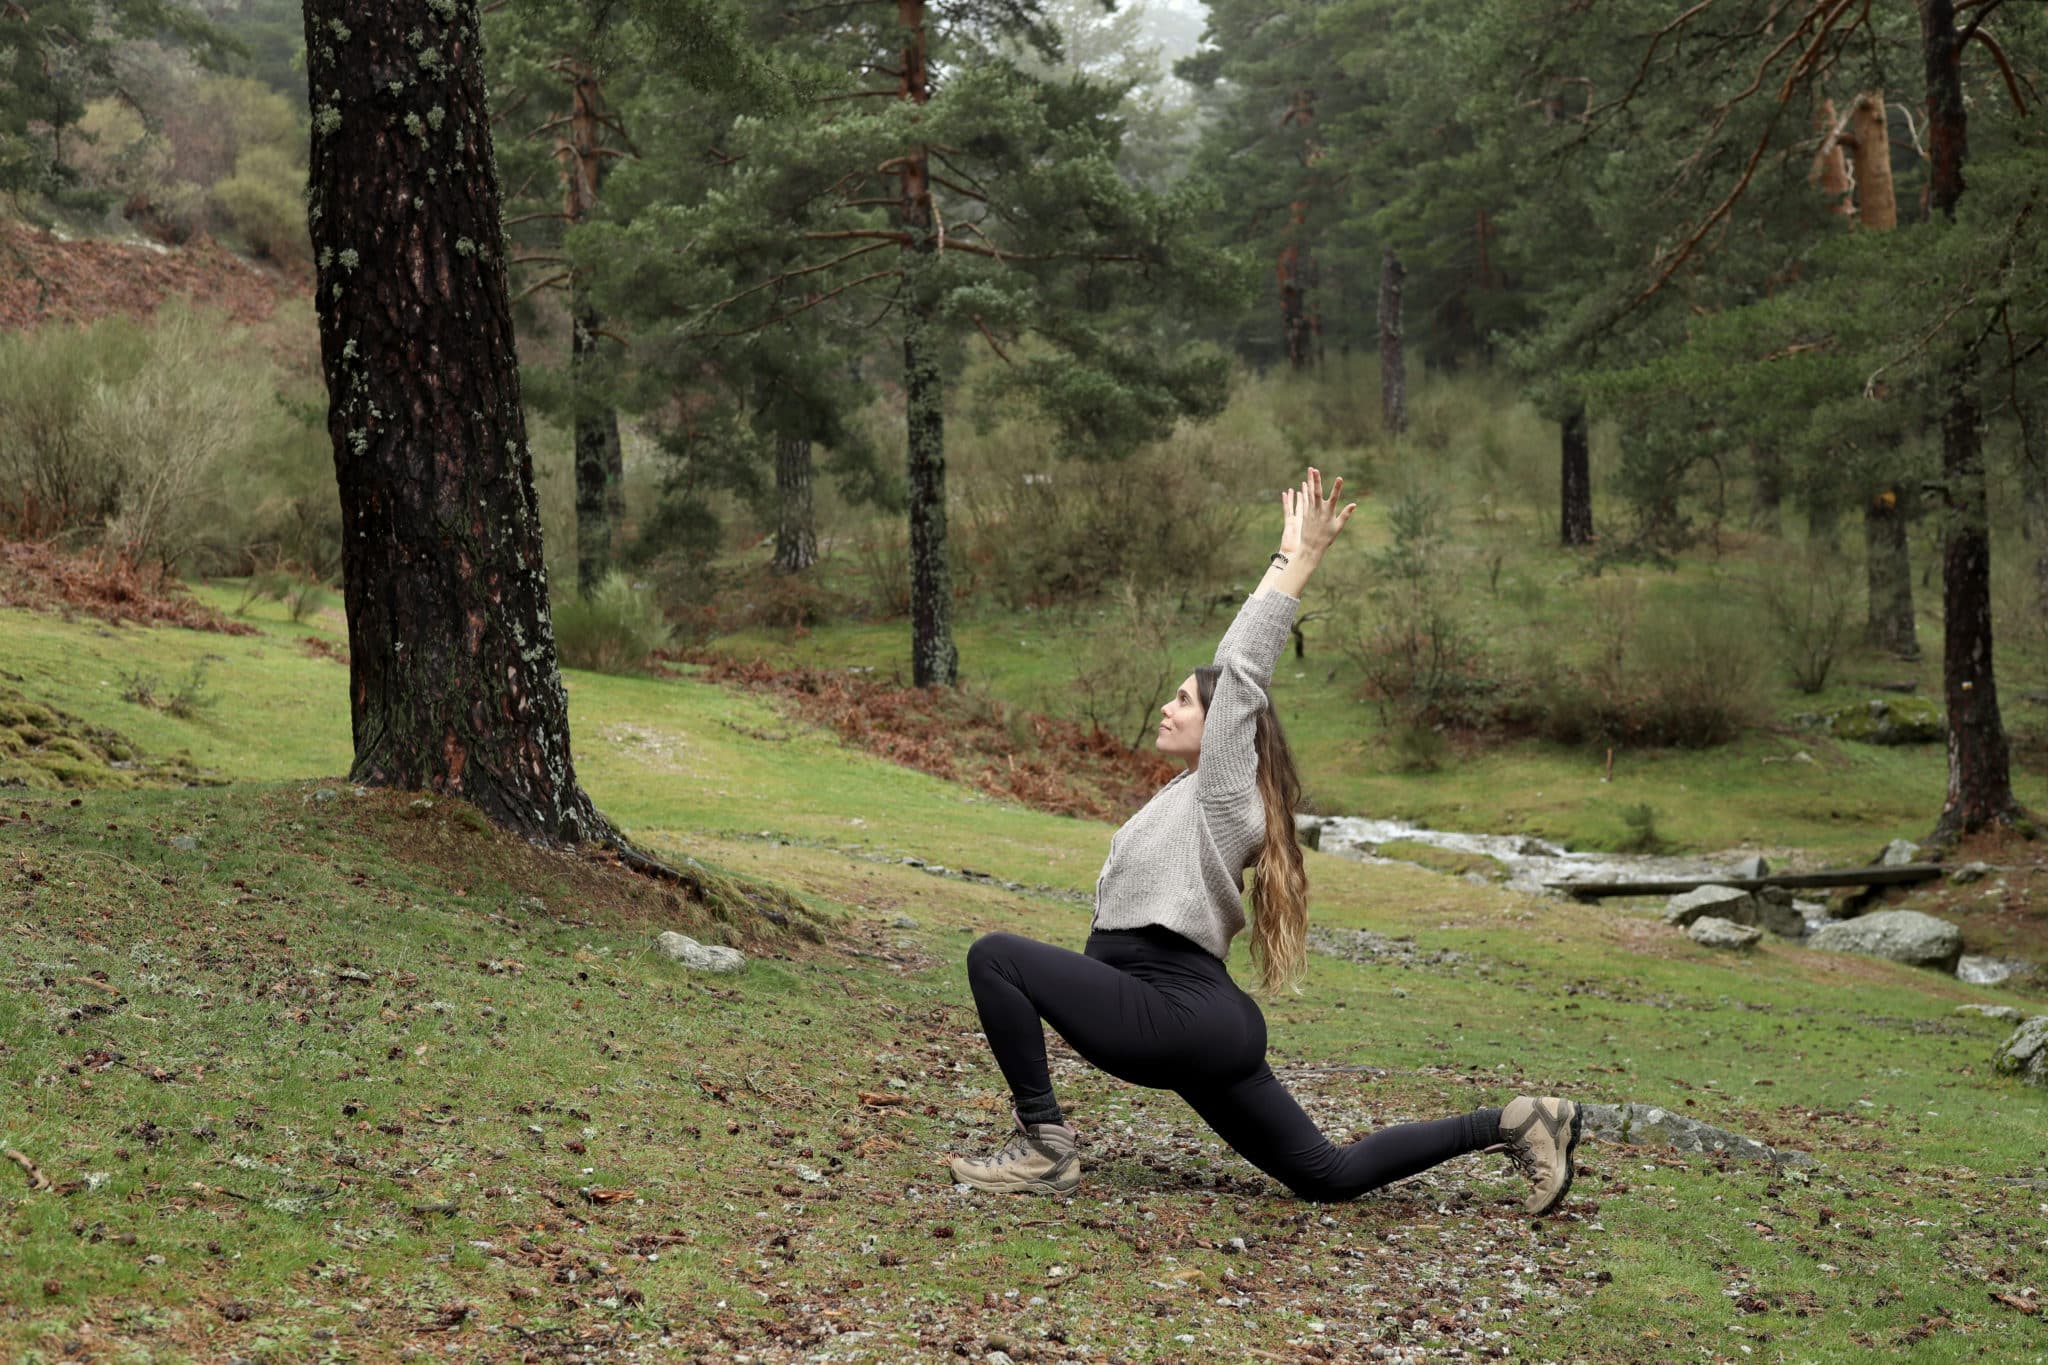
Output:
[966, 931, 1030, 981]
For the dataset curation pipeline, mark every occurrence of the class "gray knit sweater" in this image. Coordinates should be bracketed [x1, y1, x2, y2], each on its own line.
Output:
[1089, 589, 1299, 959]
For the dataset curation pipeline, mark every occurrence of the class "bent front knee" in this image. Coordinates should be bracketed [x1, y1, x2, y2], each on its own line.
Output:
[966, 931, 1029, 978]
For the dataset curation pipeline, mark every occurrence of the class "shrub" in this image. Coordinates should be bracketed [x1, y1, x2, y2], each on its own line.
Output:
[552, 573, 674, 675]
[1334, 488, 1494, 727]
[1618, 802, 1669, 853]
[1629, 596, 1768, 746]
[1757, 551, 1857, 694]
[0, 316, 152, 537]
[212, 144, 313, 264]
[1068, 579, 1182, 750]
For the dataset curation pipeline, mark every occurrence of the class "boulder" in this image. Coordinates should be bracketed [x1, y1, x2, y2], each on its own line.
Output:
[1807, 910, 1964, 972]
[1956, 1004, 2023, 1022]
[1664, 885, 1756, 928]
[1947, 861, 1994, 886]
[655, 931, 746, 973]
[1876, 838, 1922, 868]
[1992, 1016, 2048, 1087]
[1752, 886, 1809, 938]
[1726, 854, 1770, 880]
[1820, 696, 1944, 745]
[1688, 917, 1762, 950]
[1577, 1102, 1812, 1166]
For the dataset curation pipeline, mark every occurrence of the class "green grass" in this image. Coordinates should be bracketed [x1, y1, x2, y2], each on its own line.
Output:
[2, 597, 2046, 1362]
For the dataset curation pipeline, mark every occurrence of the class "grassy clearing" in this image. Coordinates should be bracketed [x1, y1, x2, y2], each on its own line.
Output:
[2, 599, 2047, 1362]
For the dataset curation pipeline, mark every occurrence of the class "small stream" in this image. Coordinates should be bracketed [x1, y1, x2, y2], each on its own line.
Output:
[1303, 814, 2030, 987]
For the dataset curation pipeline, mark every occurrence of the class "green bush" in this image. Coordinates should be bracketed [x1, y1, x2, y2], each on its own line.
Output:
[0, 316, 154, 537]
[212, 145, 312, 264]
[552, 573, 675, 675]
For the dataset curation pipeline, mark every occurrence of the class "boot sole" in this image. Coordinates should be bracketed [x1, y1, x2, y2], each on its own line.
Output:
[1528, 1103, 1584, 1217]
[949, 1161, 1080, 1196]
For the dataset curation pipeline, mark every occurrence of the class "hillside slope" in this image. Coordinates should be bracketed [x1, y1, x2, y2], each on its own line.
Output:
[1, 597, 2045, 1361]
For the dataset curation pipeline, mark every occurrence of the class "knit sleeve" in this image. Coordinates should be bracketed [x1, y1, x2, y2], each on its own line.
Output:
[1194, 590, 1298, 805]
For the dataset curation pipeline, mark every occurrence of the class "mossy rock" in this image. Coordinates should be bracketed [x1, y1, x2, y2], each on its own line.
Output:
[1814, 696, 1944, 746]
[0, 686, 213, 790]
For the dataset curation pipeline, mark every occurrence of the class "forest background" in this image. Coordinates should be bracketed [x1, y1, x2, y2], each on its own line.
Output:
[4, 0, 2046, 852]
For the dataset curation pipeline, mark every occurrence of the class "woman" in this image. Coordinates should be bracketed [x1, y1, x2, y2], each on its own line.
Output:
[949, 467, 1580, 1212]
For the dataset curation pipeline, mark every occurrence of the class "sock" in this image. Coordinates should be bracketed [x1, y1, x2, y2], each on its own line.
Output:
[1467, 1107, 1505, 1151]
[1015, 1095, 1066, 1128]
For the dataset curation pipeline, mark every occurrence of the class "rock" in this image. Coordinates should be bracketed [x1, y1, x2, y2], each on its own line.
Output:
[1948, 861, 1994, 886]
[516, 895, 547, 915]
[1726, 854, 1770, 880]
[1992, 1016, 2048, 1086]
[1293, 814, 1323, 852]
[311, 787, 339, 805]
[654, 932, 746, 974]
[1955, 1004, 2023, 1022]
[1664, 885, 1756, 928]
[1752, 888, 1808, 938]
[1957, 955, 2027, 986]
[1820, 696, 1943, 745]
[1807, 909, 1964, 972]
[1876, 838, 1922, 868]
[1576, 1102, 1812, 1166]
[1688, 917, 1762, 950]
[890, 914, 920, 929]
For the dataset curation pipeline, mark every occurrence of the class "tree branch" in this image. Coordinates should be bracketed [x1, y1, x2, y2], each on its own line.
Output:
[513, 271, 574, 303]
[1969, 28, 2029, 115]
[971, 313, 1014, 364]
[709, 268, 904, 337]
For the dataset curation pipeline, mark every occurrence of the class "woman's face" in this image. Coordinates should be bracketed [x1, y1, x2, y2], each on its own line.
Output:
[1155, 672, 1205, 763]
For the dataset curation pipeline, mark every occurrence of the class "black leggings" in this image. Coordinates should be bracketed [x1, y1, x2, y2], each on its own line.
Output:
[964, 927, 1499, 1203]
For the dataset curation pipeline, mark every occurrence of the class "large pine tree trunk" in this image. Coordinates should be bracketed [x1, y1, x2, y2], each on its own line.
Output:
[571, 292, 616, 597]
[898, 0, 957, 686]
[1377, 247, 1405, 436]
[563, 63, 620, 596]
[773, 434, 818, 574]
[303, 0, 598, 841]
[1846, 92, 1916, 657]
[1923, 0, 2020, 839]
[1560, 405, 1593, 546]
[1863, 488, 1919, 657]
[1751, 442, 1783, 534]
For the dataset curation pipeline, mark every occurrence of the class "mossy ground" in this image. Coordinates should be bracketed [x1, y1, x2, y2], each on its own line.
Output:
[3, 594, 2046, 1362]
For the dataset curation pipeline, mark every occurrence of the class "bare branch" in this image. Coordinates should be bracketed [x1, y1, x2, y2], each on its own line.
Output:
[971, 313, 1014, 364]
[702, 239, 897, 318]
[710, 268, 904, 336]
[504, 210, 572, 229]
[513, 271, 574, 304]
[1969, 28, 2030, 115]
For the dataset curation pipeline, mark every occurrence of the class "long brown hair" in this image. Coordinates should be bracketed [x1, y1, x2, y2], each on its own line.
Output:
[1193, 665, 1308, 996]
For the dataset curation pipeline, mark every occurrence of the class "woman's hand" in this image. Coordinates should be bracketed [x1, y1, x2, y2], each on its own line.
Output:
[1278, 466, 1357, 560]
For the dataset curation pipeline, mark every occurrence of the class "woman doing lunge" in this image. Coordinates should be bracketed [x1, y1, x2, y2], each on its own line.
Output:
[948, 467, 1581, 1212]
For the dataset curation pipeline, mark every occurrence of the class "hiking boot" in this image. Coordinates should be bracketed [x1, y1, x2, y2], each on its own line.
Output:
[1497, 1096, 1581, 1215]
[948, 1112, 1081, 1195]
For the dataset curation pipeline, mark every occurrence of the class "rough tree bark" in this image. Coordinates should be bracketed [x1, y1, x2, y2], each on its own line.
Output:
[897, 0, 957, 686]
[1560, 405, 1594, 547]
[1864, 488, 1919, 657]
[302, 0, 599, 841]
[1922, 0, 2021, 840]
[1751, 442, 1783, 534]
[773, 434, 818, 574]
[1845, 90, 1917, 657]
[562, 61, 623, 597]
[1377, 246, 1405, 436]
